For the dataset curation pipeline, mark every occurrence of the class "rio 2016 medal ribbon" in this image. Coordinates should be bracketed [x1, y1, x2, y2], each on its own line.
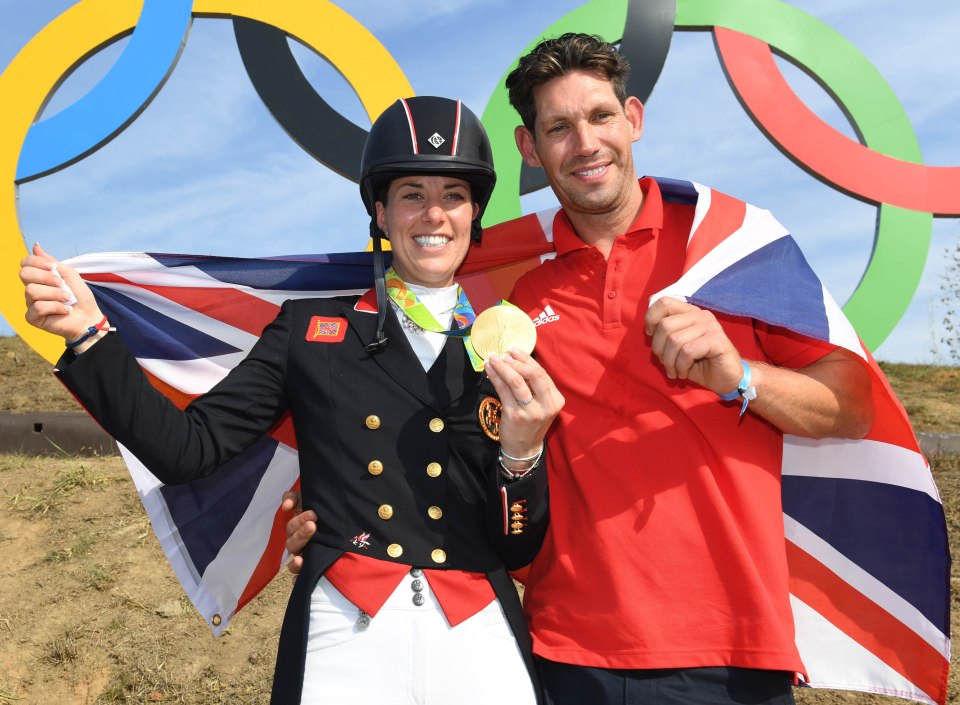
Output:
[470, 304, 536, 361]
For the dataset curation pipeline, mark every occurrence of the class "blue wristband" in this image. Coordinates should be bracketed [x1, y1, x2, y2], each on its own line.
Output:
[718, 360, 757, 416]
[65, 315, 109, 349]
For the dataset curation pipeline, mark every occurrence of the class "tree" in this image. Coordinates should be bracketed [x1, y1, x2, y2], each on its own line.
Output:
[939, 227, 960, 364]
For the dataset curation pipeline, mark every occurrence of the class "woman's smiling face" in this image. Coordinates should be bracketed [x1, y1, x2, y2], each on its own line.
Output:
[375, 175, 478, 288]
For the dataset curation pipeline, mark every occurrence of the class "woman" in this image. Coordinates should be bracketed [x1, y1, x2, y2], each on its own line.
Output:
[19, 96, 563, 705]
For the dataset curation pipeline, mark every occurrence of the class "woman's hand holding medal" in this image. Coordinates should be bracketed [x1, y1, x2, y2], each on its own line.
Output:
[476, 305, 564, 470]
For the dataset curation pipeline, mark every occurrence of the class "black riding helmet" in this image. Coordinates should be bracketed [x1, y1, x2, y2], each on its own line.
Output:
[360, 96, 496, 243]
[359, 97, 496, 353]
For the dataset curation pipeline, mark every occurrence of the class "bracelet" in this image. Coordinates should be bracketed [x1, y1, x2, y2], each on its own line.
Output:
[65, 315, 110, 350]
[717, 359, 757, 417]
[498, 442, 544, 481]
[499, 443, 544, 463]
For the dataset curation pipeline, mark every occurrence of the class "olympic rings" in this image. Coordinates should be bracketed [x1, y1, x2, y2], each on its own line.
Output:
[3, 0, 959, 360]
[233, 0, 676, 196]
[674, 0, 941, 352]
[712, 30, 936, 349]
[0, 0, 412, 363]
[232, 17, 368, 181]
[16, 0, 193, 182]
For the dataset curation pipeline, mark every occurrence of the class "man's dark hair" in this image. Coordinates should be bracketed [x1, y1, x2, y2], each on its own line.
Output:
[505, 33, 631, 131]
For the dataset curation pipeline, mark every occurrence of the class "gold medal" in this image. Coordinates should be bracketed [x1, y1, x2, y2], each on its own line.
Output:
[470, 305, 537, 361]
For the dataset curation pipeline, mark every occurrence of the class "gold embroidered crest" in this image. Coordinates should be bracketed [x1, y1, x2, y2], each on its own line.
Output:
[478, 396, 502, 441]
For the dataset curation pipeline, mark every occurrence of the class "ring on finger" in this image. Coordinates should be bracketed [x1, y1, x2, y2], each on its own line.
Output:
[515, 395, 534, 407]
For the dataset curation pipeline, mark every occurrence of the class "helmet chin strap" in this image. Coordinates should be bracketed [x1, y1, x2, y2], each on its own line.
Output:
[365, 222, 389, 354]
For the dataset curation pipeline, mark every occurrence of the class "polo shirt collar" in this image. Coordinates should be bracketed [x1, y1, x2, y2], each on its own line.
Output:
[551, 176, 664, 256]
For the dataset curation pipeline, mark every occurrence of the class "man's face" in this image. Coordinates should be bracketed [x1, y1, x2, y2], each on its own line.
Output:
[515, 70, 643, 219]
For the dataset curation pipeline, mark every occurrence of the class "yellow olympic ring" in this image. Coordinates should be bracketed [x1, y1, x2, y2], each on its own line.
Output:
[0, 0, 412, 363]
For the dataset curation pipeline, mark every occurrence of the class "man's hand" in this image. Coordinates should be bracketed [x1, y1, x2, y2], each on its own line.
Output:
[282, 491, 316, 579]
[646, 297, 873, 439]
[645, 296, 743, 396]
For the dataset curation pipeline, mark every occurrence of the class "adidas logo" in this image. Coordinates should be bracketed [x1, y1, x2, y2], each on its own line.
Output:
[533, 305, 560, 327]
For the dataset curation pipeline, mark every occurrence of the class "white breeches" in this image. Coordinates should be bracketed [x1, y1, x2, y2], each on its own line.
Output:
[300, 574, 536, 705]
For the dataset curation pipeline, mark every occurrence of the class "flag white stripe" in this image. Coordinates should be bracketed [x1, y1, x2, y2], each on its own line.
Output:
[653, 206, 789, 301]
[70, 254, 366, 301]
[783, 436, 939, 500]
[821, 284, 865, 357]
[536, 207, 560, 244]
[138, 355, 245, 395]
[689, 181, 712, 242]
[791, 596, 937, 705]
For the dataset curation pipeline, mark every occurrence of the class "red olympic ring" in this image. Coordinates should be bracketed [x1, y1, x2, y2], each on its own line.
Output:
[715, 28, 960, 216]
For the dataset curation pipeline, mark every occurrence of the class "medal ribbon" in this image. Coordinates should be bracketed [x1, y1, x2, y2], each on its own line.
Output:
[384, 267, 484, 371]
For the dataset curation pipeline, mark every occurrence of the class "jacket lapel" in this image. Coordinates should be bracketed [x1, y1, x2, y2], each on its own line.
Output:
[427, 334, 481, 409]
[343, 290, 435, 408]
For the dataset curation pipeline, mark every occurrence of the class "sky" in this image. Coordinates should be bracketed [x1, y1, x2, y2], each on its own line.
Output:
[1, 0, 958, 363]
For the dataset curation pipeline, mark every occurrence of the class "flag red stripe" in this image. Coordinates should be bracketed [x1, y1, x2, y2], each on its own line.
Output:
[84, 272, 280, 336]
[860, 347, 924, 452]
[460, 213, 553, 275]
[786, 541, 947, 704]
[683, 189, 746, 273]
[268, 413, 298, 449]
[459, 260, 543, 311]
[144, 368, 195, 409]
[236, 477, 301, 612]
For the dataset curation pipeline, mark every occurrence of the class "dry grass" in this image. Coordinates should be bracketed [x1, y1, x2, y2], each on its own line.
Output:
[878, 362, 960, 433]
[0, 337, 79, 412]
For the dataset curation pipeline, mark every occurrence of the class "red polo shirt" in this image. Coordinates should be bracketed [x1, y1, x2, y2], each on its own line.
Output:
[510, 178, 832, 673]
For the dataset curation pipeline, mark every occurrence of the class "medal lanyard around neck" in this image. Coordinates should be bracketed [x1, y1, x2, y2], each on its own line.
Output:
[384, 267, 483, 371]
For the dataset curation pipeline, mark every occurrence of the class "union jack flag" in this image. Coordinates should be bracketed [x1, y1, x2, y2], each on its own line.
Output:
[65, 177, 949, 705]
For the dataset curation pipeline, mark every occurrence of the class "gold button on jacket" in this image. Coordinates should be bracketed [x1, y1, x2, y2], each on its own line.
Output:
[378, 504, 394, 520]
[365, 414, 381, 430]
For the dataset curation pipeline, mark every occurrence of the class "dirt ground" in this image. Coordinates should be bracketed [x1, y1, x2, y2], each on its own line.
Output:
[1, 335, 958, 704]
[0, 453, 284, 704]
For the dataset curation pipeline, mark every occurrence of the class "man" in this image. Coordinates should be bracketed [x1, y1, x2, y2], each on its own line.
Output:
[287, 33, 873, 705]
